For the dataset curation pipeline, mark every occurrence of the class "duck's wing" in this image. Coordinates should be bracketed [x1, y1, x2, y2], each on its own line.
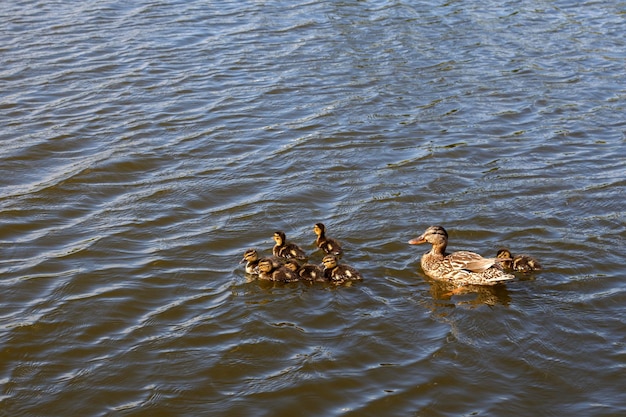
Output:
[447, 251, 500, 273]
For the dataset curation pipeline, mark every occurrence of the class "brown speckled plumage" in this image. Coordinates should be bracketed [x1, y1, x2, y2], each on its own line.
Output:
[409, 226, 514, 286]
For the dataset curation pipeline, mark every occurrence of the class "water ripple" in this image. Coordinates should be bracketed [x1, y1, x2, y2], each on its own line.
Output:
[2, 0, 625, 415]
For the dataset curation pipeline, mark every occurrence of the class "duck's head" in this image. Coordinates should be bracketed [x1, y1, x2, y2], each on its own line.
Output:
[322, 255, 338, 269]
[408, 225, 448, 245]
[273, 231, 286, 245]
[241, 249, 259, 264]
[313, 223, 325, 236]
[257, 258, 274, 273]
[284, 260, 300, 272]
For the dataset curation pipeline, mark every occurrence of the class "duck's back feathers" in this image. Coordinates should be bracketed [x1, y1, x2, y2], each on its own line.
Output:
[447, 251, 502, 273]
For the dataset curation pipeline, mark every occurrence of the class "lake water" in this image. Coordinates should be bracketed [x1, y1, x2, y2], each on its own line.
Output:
[1, 0, 625, 416]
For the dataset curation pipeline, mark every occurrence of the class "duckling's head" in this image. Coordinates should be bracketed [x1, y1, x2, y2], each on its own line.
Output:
[284, 260, 300, 272]
[241, 249, 259, 263]
[313, 223, 325, 236]
[496, 248, 513, 269]
[496, 248, 512, 259]
[322, 255, 338, 269]
[408, 225, 448, 245]
[257, 258, 274, 273]
[273, 231, 286, 245]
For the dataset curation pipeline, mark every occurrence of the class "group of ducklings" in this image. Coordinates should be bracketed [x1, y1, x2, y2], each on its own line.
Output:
[241, 223, 363, 285]
[496, 248, 542, 274]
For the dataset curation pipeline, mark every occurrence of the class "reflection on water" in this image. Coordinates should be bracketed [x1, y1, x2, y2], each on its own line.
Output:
[426, 279, 513, 308]
[2, 0, 626, 416]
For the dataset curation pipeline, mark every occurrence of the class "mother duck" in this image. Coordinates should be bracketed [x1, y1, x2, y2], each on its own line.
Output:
[408, 225, 514, 286]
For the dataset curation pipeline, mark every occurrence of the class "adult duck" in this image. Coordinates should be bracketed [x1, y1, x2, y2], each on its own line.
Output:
[408, 225, 514, 286]
[272, 231, 307, 260]
[313, 223, 343, 257]
[321, 255, 363, 284]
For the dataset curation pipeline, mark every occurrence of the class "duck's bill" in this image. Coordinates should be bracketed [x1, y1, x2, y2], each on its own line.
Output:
[408, 237, 425, 245]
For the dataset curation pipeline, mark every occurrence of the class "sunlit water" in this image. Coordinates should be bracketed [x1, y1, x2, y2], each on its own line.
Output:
[1, 0, 625, 416]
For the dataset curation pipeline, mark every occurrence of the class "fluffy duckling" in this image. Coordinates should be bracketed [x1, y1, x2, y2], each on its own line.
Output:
[408, 226, 514, 286]
[497, 248, 542, 273]
[241, 248, 261, 274]
[284, 260, 325, 282]
[240, 249, 284, 275]
[272, 230, 307, 260]
[513, 255, 542, 273]
[496, 248, 514, 270]
[321, 255, 363, 284]
[257, 258, 299, 283]
[313, 223, 343, 256]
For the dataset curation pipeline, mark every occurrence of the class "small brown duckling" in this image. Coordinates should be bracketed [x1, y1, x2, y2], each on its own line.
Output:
[496, 248, 514, 270]
[284, 259, 325, 282]
[241, 249, 261, 274]
[272, 231, 307, 260]
[240, 249, 284, 275]
[321, 255, 363, 284]
[313, 223, 343, 257]
[512, 255, 542, 273]
[257, 258, 299, 283]
[497, 248, 542, 273]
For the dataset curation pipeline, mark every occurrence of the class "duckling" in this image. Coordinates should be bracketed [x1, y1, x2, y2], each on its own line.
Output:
[408, 226, 514, 286]
[497, 248, 542, 273]
[321, 255, 363, 284]
[240, 248, 261, 274]
[257, 258, 299, 283]
[513, 255, 542, 273]
[313, 222, 343, 257]
[496, 248, 513, 270]
[240, 249, 284, 275]
[272, 230, 307, 260]
[284, 259, 325, 282]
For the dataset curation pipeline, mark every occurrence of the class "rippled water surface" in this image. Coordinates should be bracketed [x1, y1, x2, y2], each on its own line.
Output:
[2, 0, 625, 415]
